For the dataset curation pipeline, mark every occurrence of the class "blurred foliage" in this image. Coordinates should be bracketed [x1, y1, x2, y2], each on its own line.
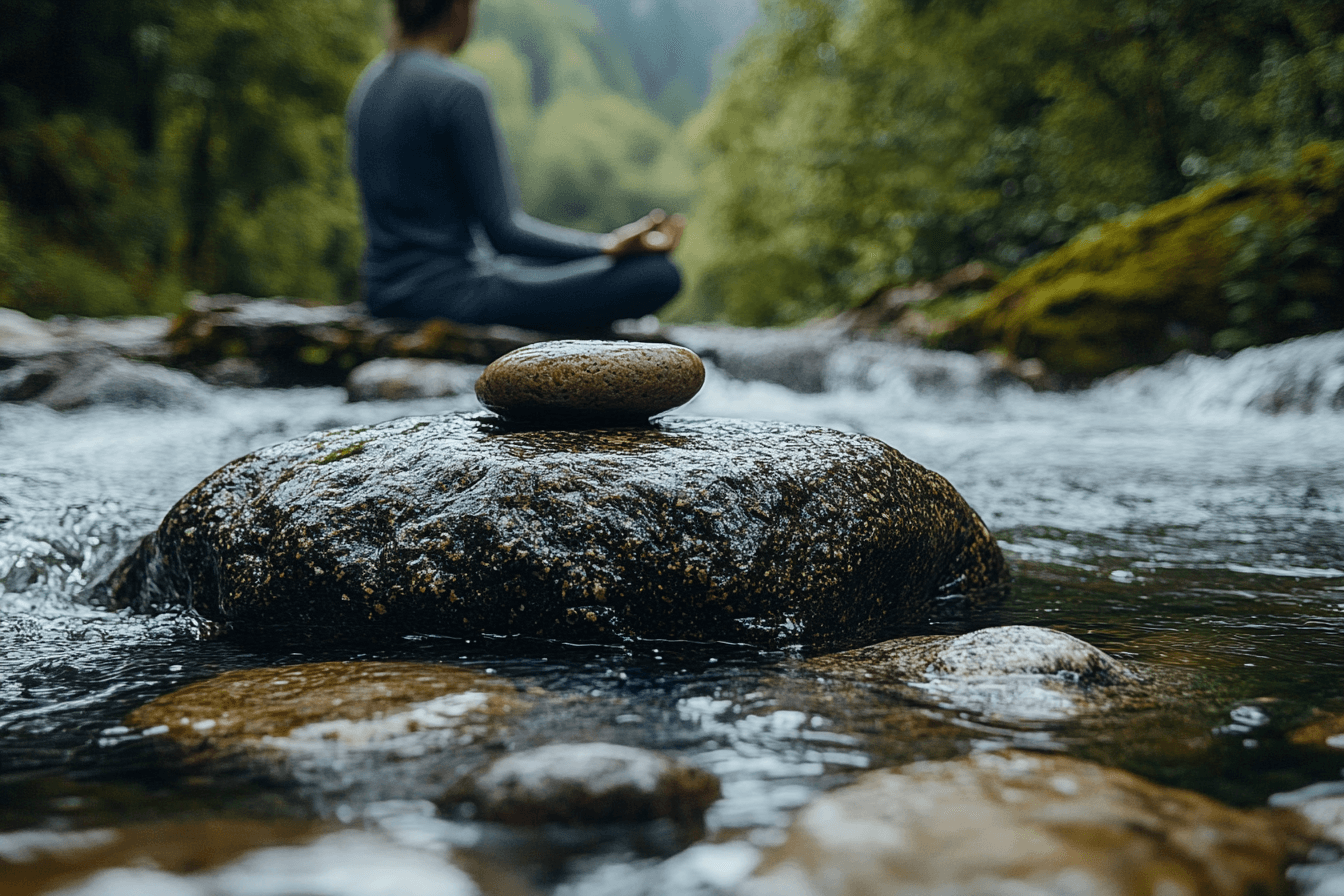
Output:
[0, 0, 695, 318]
[462, 0, 695, 233]
[570, 0, 740, 123]
[676, 0, 1344, 326]
[940, 142, 1344, 379]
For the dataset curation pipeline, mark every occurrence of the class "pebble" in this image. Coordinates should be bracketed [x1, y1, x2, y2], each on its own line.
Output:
[441, 742, 720, 828]
[474, 339, 705, 423]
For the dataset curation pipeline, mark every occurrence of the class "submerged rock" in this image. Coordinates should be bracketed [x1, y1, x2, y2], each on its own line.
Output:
[125, 662, 529, 773]
[100, 413, 1009, 648]
[1289, 710, 1344, 750]
[809, 625, 1143, 720]
[35, 829, 480, 896]
[345, 358, 483, 403]
[442, 742, 720, 828]
[1271, 781, 1344, 896]
[742, 750, 1308, 896]
[0, 818, 332, 896]
[475, 340, 705, 423]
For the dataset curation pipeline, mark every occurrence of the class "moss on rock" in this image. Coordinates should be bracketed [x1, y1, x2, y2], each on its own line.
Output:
[941, 143, 1344, 380]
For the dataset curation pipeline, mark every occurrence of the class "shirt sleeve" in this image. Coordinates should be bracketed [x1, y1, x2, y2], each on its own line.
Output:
[436, 71, 606, 260]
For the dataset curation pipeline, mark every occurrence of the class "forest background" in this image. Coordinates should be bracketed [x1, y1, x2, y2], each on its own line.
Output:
[1, 0, 1342, 366]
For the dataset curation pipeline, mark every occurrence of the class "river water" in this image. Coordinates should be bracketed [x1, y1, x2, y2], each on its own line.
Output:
[2, 329, 1343, 894]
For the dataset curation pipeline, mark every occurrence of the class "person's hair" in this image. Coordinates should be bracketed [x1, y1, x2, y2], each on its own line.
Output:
[395, 0, 459, 36]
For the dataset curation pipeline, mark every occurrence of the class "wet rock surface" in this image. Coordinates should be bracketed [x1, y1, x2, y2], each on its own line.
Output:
[26, 828, 481, 896]
[101, 413, 1009, 647]
[345, 358, 483, 403]
[165, 295, 670, 388]
[123, 662, 531, 800]
[442, 742, 720, 828]
[0, 818, 331, 896]
[0, 349, 209, 410]
[809, 625, 1146, 720]
[741, 750, 1310, 896]
[1271, 782, 1344, 896]
[474, 340, 705, 423]
[1290, 710, 1344, 750]
[669, 323, 1053, 396]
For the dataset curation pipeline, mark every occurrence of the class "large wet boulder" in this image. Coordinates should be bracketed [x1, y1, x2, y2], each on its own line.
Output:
[101, 413, 1009, 648]
[741, 750, 1310, 896]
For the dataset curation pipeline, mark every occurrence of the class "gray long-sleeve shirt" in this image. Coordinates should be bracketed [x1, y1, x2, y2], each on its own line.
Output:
[346, 50, 604, 311]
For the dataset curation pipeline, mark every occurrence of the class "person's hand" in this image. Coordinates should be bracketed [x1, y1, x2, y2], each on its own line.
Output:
[602, 210, 686, 257]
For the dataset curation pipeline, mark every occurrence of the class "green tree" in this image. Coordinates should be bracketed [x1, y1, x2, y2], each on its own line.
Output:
[678, 0, 1344, 325]
[160, 0, 382, 300]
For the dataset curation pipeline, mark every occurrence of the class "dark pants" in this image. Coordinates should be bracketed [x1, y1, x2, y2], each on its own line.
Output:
[375, 254, 682, 331]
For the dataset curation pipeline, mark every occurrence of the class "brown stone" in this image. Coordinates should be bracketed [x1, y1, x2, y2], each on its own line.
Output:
[741, 750, 1310, 896]
[1288, 710, 1344, 750]
[125, 661, 529, 765]
[1, 824, 482, 896]
[0, 819, 327, 896]
[474, 339, 705, 422]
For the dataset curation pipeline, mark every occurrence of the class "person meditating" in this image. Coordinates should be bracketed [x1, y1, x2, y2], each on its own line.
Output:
[346, 0, 686, 330]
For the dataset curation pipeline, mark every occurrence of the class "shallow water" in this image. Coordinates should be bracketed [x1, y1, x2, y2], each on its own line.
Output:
[2, 331, 1343, 893]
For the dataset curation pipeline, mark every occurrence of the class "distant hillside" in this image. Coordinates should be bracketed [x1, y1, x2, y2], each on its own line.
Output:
[571, 0, 758, 121]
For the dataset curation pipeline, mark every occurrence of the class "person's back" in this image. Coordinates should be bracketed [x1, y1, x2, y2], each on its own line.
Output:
[347, 0, 685, 329]
[348, 51, 483, 312]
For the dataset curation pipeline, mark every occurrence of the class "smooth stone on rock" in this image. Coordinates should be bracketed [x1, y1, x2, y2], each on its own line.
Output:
[808, 626, 1144, 720]
[124, 662, 528, 762]
[474, 339, 705, 422]
[345, 358, 482, 402]
[740, 750, 1310, 896]
[101, 413, 1010, 649]
[442, 743, 720, 828]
